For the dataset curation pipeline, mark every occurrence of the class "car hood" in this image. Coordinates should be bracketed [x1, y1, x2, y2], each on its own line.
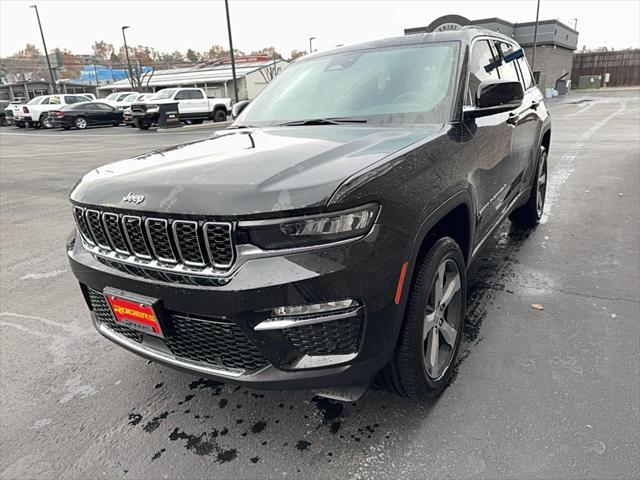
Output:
[70, 125, 441, 216]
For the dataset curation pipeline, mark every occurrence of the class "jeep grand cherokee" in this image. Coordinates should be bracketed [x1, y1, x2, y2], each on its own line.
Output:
[68, 28, 550, 400]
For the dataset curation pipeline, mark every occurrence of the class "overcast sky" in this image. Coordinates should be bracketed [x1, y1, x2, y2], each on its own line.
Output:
[1, 0, 639, 58]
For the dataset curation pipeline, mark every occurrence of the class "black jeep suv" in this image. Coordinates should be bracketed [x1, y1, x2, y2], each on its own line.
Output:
[68, 28, 550, 400]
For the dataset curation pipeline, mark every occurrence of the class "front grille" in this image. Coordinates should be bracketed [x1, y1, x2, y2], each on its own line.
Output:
[87, 289, 269, 372]
[284, 316, 363, 355]
[131, 103, 147, 113]
[73, 206, 235, 273]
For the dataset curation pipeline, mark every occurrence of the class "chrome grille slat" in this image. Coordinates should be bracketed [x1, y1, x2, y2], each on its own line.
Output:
[72, 207, 236, 276]
[102, 212, 130, 255]
[173, 220, 206, 267]
[145, 218, 177, 264]
[122, 215, 152, 259]
[73, 206, 95, 245]
[86, 209, 111, 250]
[204, 222, 235, 268]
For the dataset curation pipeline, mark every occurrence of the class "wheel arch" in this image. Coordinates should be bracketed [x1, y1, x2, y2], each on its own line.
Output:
[397, 190, 475, 312]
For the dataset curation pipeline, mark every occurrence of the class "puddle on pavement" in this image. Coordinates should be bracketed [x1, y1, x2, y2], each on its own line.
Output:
[122, 222, 537, 467]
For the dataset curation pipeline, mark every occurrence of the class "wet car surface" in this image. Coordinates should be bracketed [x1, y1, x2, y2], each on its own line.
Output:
[1, 89, 639, 479]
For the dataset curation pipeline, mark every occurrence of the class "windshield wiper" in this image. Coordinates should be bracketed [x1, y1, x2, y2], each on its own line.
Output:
[278, 117, 367, 126]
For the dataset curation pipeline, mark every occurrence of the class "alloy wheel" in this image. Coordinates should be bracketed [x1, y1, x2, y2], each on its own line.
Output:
[536, 150, 548, 217]
[423, 258, 462, 380]
[76, 117, 87, 129]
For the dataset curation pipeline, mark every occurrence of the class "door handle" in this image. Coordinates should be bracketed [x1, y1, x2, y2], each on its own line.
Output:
[507, 111, 518, 126]
[530, 100, 540, 110]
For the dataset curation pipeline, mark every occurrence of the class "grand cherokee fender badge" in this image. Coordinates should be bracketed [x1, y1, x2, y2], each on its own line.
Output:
[122, 192, 145, 204]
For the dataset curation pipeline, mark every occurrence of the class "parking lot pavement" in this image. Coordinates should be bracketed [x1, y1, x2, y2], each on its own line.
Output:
[1, 88, 638, 479]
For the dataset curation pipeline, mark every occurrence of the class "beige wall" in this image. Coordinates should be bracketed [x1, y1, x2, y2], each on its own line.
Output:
[523, 45, 574, 92]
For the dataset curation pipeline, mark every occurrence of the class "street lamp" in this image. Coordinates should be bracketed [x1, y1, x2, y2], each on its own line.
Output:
[30, 4, 57, 93]
[224, 0, 239, 103]
[121, 25, 136, 91]
[309, 36, 316, 54]
[569, 18, 578, 30]
[530, 0, 541, 72]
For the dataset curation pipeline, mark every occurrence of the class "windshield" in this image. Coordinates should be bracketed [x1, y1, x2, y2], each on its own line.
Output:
[237, 42, 459, 126]
[123, 93, 139, 102]
[154, 89, 177, 100]
[27, 96, 45, 105]
[105, 93, 121, 100]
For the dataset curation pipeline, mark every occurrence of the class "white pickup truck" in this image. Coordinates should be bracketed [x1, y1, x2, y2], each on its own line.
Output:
[130, 87, 231, 129]
[13, 93, 93, 129]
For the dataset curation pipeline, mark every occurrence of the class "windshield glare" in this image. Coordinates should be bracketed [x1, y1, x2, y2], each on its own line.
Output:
[123, 94, 138, 101]
[154, 89, 177, 100]
[105, 93, 121, 100]
[238, 42, 459, 126]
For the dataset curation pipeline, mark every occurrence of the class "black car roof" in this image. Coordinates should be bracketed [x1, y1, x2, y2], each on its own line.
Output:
[304, 27, 517, 60]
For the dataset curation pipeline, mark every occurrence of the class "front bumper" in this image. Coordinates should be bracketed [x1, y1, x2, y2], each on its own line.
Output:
[68, 224, 409, 390]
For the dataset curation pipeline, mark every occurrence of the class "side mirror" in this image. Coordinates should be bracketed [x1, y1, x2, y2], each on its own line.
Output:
[231, 100, 250, 119]
[465, 80, 523, 118]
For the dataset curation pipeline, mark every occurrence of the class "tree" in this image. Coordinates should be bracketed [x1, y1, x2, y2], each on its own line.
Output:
[251, 46, 281, 58]
[290, 50, 307, 60]
[15, 43, 42, 58]
[186, 49, 199, 63]
[205, 44, 226, 60]
[91, 41, 115, 63]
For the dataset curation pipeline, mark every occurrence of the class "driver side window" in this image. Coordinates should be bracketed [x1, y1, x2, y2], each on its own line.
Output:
[467, 40, 500, 106]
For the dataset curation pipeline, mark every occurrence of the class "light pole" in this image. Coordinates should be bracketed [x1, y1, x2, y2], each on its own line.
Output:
[30, 4, 57, 93]
[309, 36, 316, 54]
[530, 0, 541, 72]
[121, 26, 136, 91]
[224, 0, 239, 103]
[569, 17, 578, 31]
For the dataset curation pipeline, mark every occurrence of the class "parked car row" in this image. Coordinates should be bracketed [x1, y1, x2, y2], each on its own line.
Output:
[1, 88, 231, 131]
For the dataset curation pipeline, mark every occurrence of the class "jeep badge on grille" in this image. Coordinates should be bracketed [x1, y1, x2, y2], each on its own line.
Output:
[122, 192, 145, 205]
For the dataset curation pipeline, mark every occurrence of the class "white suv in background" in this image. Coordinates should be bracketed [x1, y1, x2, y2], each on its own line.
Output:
[102, 92, 137, 108]
[13, 94, 93, 129]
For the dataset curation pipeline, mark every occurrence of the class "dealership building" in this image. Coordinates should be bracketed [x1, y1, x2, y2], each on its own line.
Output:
[98, 56, 289, 101]
[405, 15, 579, 92]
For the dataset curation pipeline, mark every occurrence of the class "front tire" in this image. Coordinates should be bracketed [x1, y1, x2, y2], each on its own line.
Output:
[379, 237, 466, 400]
[509, 145, 548, 227]
[135, 119, 150, 130]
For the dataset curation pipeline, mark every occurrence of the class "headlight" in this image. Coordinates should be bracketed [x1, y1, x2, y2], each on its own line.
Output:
[239, 203, 379, 249]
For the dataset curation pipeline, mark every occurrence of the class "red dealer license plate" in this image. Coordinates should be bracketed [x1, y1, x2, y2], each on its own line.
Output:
[105, 288, 165, 338]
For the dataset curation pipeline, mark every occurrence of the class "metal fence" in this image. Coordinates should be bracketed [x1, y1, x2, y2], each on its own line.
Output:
[572, 50, 640, 87]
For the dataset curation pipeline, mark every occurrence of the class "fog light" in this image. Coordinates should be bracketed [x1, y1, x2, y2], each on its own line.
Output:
[272, 299, 358, 317]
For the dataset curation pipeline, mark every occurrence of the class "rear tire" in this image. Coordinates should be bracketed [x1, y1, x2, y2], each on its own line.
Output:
[74, 116, 88, 130]
[379, 237, 466, 400]
[40, 113, 53, 129]
[509, 145, 548, 227]
[213, 109, 227, 122]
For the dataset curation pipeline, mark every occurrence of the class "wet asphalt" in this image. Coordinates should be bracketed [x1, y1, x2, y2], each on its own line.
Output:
[1, 89, 638, 480]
